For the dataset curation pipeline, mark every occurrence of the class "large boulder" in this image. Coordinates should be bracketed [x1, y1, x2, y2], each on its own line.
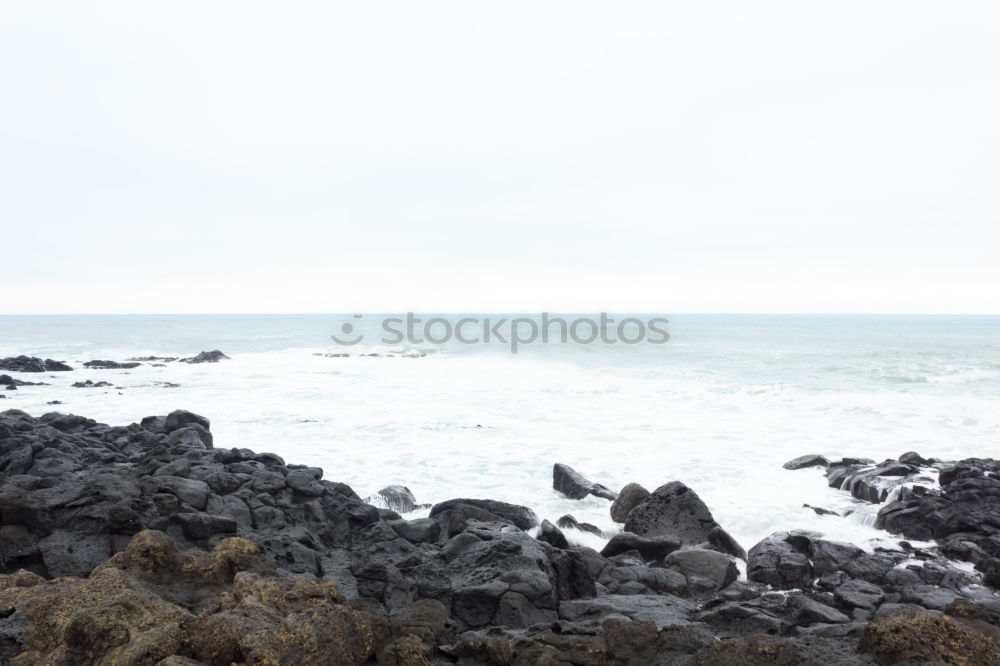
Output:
[746, 532, 813, 589]
[623, 481, 743, 557]
[429, 498, 538, 533]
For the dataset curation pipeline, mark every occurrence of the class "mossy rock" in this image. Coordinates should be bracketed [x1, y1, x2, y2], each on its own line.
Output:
[859, 605, 1000, 665]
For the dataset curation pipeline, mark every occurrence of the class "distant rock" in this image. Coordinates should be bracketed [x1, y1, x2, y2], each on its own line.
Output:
[83, 360, 141, 370]
[552, 463, 618, 501]
[0, 375, 47, 387]
[0, 356, 72, 372]
[72, 380, 113, 388]
[180, 350, 230, 364]
[127, 356, 178, 362]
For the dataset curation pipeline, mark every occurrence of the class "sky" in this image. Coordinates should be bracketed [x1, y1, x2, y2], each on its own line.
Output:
[1, 1, 998, 314]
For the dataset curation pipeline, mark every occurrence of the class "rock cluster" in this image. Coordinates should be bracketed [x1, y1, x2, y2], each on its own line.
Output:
[2, 411, 1000, 664]
[0, 357, 72, 373]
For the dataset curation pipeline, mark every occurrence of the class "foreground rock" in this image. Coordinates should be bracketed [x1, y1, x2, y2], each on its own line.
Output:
[0, 357, 72, 372]
[552, 462, 618, 501]
[3, 410, 1000, 664]
[0, 531, 398, 665]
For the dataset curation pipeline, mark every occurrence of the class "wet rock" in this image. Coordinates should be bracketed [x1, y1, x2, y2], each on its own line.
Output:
[84, 359, 142, 369]
[71, 380, 113, 388]
[899, 451, 930, 466]
[783, 454, 830, 470]
[877, 458, 1000, 567]
[601, 532, 680, 561]
[537, 519, 569, 549]
[365, 485, 420, 513]
[747, 532, 813, 589]
[180, 350, 229, 363]
[665, 548, 739, 593]
[0, 357, 72, 372]
[556, 514, 604, 537]
[624, 481, 742, 555]
[429, 498, 539, 533]
[610, 482, 650, 523]
[552, 463, 618, 501]
[827, 459, 931, 503]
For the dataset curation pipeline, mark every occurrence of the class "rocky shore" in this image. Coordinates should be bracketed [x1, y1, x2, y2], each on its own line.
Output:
[1, 408, 999, 665]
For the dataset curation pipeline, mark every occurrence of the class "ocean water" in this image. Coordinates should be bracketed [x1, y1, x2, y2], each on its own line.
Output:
[2, 314, 998, 553]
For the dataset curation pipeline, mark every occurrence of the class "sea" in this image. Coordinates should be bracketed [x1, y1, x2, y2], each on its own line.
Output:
[2, 314, 998, 553]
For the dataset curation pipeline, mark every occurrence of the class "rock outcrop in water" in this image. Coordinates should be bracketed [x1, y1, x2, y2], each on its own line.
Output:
[552, 463, 618, 501]
[2, 410, 1000, 664]
[0, 357, 72, 373]
[180, 350, 230, 364]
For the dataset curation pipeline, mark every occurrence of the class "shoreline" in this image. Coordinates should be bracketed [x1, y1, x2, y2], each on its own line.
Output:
[2, 406, 999, 664]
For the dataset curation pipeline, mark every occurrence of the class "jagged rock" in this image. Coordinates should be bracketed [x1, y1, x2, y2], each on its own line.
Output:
[180, 350, 229, 363]
[537, 519, 569, 549]
[624, 481, 743, 556]
[552, 463, 618, 501]
[610, 482, 650, 523]
[556, 514, 604, 537]
[429, 498, 539, 534]
[827, 459, 932, 503]
[878, 458, 1000, 567]
[0, 357, 72, 372]
[747, 532, 813, 589]
[665, 548, 739, 593]
[783, 454, 830, 470]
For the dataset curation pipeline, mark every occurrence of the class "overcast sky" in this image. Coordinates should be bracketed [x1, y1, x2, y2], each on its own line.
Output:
[2, 2, 998, 314]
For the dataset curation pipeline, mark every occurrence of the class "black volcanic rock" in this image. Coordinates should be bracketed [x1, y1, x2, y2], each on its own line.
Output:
[610, 482, 650, 522]
[878, 457, 1000, 564]
[71, 380, 113, 388]
[826, 458, 932, 503]
[552, 463, 618, 501]
[784, 453, 830, 470]
[623, 481, 743, 558]
[2, 410, 999, 664]
[0, 356, 72, 372]
[181, 350, 230, 363]
[83, 360, 141, 369]
[429, 498, 539, 534]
